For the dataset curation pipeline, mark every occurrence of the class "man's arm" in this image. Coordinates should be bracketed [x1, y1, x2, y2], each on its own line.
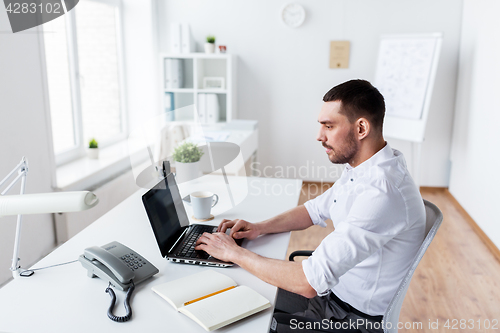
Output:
[258, 205, 314, 234]
[195, 232, 317, 298]
[218, 205, 314, 239]
[235, 247, 317, 298]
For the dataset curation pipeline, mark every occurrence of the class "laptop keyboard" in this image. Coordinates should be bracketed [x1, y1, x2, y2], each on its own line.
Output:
[177, 225, 217, 259]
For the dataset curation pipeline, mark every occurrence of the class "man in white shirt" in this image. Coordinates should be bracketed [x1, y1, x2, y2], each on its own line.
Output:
[196, 79, 426, 332]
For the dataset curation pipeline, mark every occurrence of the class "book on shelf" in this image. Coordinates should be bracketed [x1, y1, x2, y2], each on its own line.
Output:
[206, 93, 220, 124]
[170, 23, 182, 53]
[181, 23, 193, 54]
[165, 58, 183, 89]
[152, 270, 271, 331]
[197, 93, 206, 123]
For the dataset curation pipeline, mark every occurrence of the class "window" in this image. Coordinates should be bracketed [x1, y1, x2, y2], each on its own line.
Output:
[43, 14, 75, 154]
[44, 0, 126, 165]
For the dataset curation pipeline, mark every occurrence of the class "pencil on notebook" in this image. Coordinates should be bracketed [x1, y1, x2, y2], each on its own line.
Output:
[184, 286, 236, 306]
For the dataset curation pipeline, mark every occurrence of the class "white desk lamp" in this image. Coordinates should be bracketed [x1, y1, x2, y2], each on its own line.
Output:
[0, 157, 98, 278]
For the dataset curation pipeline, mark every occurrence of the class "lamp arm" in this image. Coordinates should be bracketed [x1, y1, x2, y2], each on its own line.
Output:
[0, 158, 29, 278]
[0, 157, 27, 191]
[0, 157, 28, 196]
[10, 172, 27, 277]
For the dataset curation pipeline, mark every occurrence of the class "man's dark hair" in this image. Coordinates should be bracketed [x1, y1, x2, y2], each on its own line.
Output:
[323, 79, 385, 133]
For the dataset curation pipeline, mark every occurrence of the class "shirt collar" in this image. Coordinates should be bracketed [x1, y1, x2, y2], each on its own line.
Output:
[345, 142, 394, 178]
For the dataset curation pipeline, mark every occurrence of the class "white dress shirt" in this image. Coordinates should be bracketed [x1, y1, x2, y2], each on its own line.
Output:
[302, 143, 425, 316]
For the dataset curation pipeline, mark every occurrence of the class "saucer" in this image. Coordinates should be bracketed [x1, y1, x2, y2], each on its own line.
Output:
[192, 214, 215, 222]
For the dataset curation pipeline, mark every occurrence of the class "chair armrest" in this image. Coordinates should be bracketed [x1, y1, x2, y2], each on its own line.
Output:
[289, 250, 313, 261]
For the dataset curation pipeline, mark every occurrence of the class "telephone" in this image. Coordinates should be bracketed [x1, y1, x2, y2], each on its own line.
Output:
[79, 241, 159, 290]
[79, 241, 159, 322]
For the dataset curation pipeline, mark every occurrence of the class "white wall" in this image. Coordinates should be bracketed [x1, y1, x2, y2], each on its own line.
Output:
[158, 0, 462, 186]
[0, 13, 56, 285]
[449, 0, 500, 248]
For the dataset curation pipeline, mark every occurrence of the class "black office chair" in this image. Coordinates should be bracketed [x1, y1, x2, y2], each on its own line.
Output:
[272, 199, 443, 333]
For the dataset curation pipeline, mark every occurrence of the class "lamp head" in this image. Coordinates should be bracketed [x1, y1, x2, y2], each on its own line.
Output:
[0, 191, 99, 217]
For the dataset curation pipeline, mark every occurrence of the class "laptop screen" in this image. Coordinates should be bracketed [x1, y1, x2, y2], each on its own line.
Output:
[142, 173, 189, 258]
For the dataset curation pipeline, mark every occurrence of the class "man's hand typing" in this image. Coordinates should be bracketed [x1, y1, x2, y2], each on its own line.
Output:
[217, 219, 262, 240]
[195, 232, 242, 263]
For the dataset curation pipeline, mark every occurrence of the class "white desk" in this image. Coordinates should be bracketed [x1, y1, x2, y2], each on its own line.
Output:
[0, 176, 302, 333]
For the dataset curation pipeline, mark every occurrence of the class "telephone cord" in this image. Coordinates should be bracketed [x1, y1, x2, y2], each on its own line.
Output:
[105, 280, 135, 322]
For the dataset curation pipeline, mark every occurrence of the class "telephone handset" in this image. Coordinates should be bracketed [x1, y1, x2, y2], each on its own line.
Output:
[78, 241, 159, 322]
[83, 246, 135, 286]
[79, 241, 158, 290]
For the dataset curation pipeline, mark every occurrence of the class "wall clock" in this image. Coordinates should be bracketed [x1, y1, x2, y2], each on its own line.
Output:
[281, 3, 306, 28]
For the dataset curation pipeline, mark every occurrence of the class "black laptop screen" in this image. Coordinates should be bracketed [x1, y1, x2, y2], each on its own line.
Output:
[142, 173, 189, 258]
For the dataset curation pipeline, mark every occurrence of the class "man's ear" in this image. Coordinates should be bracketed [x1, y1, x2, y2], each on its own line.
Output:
[356, 118, 370, 140]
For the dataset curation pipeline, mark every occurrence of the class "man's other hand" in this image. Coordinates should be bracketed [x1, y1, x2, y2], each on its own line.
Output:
[195, 232, 241, 262]
[217, 219, 261, 240]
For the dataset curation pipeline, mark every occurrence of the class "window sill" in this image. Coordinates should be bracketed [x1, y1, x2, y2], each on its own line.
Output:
[55, 140, 146, 191]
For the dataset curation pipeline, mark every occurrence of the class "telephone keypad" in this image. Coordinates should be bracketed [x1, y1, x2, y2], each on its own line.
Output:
[120, 252, 148, 272]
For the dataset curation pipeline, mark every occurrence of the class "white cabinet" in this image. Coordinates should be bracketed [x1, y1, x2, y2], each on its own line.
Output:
[161, 53, 237, 123]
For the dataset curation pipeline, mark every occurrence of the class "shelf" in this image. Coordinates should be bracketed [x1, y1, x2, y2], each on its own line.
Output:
[161, 53, 236, 123]
[165, 88, 195, 93]
[164, 89, 227, 94]
[160, 53, 233, 60]
[197, 89, 227, 94]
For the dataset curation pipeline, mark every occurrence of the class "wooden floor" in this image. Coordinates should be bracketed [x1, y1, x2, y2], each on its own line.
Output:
[287, 183, 500, 333]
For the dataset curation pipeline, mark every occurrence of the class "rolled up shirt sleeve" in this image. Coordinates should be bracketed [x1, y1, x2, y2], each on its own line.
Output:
[302, 180, 409, 295]
[303, 186, 336, 227]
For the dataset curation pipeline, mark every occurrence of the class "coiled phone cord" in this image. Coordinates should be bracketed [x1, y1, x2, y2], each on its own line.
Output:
[105, 280, 135, 322]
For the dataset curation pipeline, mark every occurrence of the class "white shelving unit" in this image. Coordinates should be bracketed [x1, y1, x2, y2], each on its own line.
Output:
[160, 53, 237, 123]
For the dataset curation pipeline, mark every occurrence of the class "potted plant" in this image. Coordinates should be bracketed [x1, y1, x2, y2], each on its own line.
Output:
[205, 35, 216, 54]
[88, 138, 99, 159]
[172, 142, 204, 183]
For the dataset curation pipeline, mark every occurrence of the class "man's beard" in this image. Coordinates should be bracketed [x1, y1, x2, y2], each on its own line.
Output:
[323, 130, 358, 164]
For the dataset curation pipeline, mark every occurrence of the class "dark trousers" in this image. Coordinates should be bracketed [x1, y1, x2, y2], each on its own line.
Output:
[272, 289, 384, 333]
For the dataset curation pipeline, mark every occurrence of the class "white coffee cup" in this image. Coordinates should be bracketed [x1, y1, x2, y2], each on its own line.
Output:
[189, 191, 219, 220]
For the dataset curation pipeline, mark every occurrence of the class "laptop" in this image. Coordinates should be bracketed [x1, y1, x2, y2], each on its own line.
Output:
[142, 173, 242, 267]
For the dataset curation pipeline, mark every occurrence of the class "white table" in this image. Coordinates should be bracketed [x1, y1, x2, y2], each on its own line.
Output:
[0, 175, 302, 333]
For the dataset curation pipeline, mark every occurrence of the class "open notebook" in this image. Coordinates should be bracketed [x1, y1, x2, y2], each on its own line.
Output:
[152, 270, 271, 331]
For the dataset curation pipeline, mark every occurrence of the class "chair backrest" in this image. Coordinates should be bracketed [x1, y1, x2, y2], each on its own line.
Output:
[383, 199, 443, 333]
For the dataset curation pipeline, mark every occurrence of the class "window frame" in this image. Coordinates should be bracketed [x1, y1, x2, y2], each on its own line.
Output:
[49, 0, 128, 166]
